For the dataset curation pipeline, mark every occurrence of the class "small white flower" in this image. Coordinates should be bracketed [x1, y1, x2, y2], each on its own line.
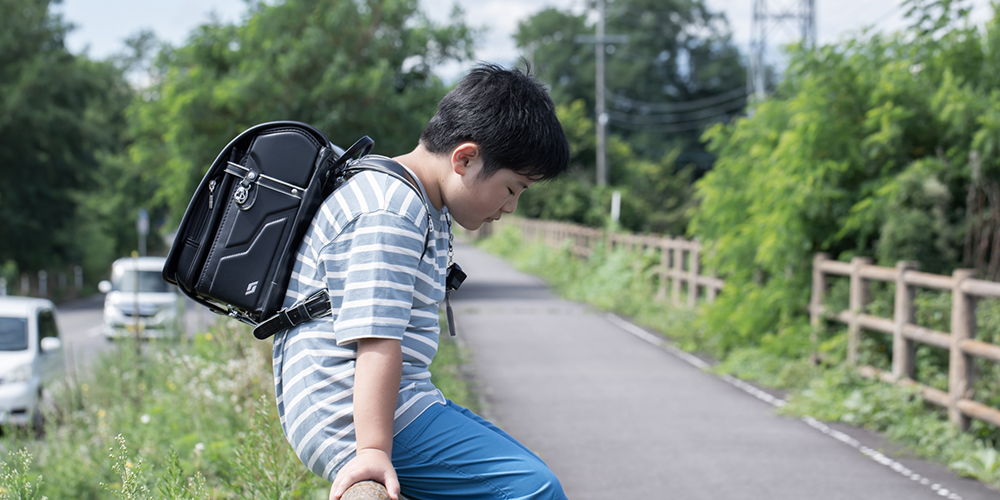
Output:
[140, 414, 151, 424]
[194, 442, 205, 455]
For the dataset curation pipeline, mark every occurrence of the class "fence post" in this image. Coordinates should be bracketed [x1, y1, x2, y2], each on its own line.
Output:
[950, 269, 977, 430]
[847, 257, 872, 365]
[671, 242, 683, 306]
[656, 242, 669, 301]
[74, 265, 83, 291]
[810, 253, 830, 363]
[892, 261, 919, 381]
[38, 270, 48, 298]
[688, 243, 700, 308]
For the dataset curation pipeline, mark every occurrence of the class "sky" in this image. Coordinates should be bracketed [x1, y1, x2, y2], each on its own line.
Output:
[55, 0, 996, 82]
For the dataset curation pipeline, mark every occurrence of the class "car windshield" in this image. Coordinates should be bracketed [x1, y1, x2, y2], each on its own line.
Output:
[0, 317, 28, 351]
[112, 269, 172, 293]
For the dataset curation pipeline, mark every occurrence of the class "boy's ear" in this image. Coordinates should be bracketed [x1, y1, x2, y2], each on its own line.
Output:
[450, 142, 481, 177]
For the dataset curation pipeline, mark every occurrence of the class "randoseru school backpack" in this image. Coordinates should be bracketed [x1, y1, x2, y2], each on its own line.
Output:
[162, 121, 433, 339]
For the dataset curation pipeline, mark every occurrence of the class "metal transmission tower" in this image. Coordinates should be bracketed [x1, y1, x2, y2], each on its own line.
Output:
[748, 0, 816, 99]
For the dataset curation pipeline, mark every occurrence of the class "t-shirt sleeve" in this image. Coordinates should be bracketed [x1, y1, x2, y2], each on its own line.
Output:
[323, 210, 425, 346]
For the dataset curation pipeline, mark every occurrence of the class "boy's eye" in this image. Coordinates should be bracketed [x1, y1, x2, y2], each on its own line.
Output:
[508, 188, 515, 195]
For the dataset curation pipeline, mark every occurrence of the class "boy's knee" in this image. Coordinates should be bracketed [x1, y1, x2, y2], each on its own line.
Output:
[515, 466, 566, 500]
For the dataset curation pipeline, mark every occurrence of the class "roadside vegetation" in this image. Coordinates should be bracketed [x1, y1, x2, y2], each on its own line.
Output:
[468, 0, 1000, 491]
[475, 225, 1000, 489]
[0, 318, 477, 499]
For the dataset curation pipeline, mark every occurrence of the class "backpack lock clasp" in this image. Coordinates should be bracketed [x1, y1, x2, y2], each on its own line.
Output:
[235, 169, 259, 210]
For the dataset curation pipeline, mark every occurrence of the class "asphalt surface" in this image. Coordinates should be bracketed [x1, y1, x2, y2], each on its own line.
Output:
[55, 293, 215, 373]
[449, 242, 1000, 500]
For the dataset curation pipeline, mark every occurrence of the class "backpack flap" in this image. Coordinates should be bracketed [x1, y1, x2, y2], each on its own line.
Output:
[192, 127, 327, 318]
[163, 121, 338, 324]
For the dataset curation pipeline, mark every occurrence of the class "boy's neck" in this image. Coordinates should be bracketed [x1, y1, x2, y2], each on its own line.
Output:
[393, 144, 446, 211]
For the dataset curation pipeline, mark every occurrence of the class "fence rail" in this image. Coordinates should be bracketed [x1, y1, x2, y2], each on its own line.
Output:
[472, 217, 723, 307]
[810, 253, 1000, 430]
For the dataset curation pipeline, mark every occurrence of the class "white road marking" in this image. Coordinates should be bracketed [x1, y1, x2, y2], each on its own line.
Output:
[606, 312, 966, 500]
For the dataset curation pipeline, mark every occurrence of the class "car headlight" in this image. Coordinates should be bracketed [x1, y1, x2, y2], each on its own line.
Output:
[1, 363, 32, 385]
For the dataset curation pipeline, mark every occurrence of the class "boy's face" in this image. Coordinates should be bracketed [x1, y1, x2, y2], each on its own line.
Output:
[444, 146, 535, 230]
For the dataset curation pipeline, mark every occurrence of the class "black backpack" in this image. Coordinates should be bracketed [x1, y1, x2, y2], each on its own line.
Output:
[162, 121, 429, 339]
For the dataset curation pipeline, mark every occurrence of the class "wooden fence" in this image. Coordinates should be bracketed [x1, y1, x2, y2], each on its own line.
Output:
[810, 253, 1000, 430]
[472, 217, 723, 307]
[474, 217, 1000, 431]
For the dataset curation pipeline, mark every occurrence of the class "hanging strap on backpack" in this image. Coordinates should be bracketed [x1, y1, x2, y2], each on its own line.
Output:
[251, 155, 434, 340]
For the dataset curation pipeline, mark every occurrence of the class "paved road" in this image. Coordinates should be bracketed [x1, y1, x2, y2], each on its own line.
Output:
[55, 294, 215, 374]
[449, 242, 1000, 500]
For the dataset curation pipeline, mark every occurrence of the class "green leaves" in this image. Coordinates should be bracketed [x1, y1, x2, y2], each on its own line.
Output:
[0, 0, 128, 272]
[126, 0, 476, 224]
[691, 0, 999, 354]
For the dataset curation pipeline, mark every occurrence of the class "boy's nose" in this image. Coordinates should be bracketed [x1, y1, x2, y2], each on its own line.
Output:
[502, 198, 518, 214]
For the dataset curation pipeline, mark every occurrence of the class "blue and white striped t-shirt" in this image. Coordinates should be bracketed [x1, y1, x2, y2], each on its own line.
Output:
[271, 161, 449, 481]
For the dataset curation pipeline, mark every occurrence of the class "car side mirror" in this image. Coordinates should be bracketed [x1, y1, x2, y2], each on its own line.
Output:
[98, 280, 113, 293]
[40, 337, 62, 352]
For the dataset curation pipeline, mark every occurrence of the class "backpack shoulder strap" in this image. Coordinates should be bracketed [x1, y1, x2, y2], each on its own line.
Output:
[251, 155, 436, 340]
[345, 155, 435, 256]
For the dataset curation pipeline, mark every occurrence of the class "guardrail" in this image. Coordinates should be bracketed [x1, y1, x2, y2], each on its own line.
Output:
[809, 253, 1000, 430]
[472, 217, 723, 307]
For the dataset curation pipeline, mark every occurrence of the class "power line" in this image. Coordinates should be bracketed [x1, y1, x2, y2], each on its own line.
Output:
[608, 114, 734, 133]
[607, 96, 746, 124]
[610, 87, 747, 113]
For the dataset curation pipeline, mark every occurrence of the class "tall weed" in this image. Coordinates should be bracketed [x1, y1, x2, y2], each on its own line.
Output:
[0, 321, 328, 499]
[0, 303, 481, 499]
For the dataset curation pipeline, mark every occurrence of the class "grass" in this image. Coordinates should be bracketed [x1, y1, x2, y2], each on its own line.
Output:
[473, 224, 1000, 491]
[0, 313, 480, 499]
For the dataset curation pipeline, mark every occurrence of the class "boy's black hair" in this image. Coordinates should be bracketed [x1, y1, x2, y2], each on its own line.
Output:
[420, 62, 570, 181]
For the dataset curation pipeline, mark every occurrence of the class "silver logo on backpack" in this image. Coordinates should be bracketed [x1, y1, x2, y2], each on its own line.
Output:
[245, 281, 258, 295]
[234, 185, 249, 204]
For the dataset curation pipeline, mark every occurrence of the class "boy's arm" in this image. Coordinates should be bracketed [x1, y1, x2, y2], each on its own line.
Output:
[330, 337, 403, 500]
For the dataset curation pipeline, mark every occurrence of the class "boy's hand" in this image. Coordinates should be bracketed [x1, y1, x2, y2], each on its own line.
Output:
[330, 448, 400, 500]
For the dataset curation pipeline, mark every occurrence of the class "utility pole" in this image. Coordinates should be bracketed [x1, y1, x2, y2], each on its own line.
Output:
[575, 0, 627, 187]
[748, 0, 816, 99]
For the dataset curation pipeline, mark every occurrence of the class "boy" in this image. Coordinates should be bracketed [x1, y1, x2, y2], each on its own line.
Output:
[272, 63, 570, 500]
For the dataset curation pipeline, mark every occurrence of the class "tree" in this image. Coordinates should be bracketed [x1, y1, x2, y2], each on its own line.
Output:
[690, 0, 993, 355]
[512, 0, 744, 235]
[515, 0, 746, 164]
[0, 0, 127, 273]
[128, 0, 477, 223]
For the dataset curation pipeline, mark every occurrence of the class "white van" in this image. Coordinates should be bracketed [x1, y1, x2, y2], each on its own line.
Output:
[0, 297, 65, 428]
[99, 257, 182, 339]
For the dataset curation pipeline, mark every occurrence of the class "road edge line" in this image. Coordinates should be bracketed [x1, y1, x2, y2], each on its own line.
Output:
[604, 312, 967, 500]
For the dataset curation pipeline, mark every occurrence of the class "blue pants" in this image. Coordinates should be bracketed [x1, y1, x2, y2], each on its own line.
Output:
[391, 400, 567, 500]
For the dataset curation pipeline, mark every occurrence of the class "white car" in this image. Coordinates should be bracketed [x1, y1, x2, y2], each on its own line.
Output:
[0, 297, 65, 428]
[99, 257, 182, 339]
